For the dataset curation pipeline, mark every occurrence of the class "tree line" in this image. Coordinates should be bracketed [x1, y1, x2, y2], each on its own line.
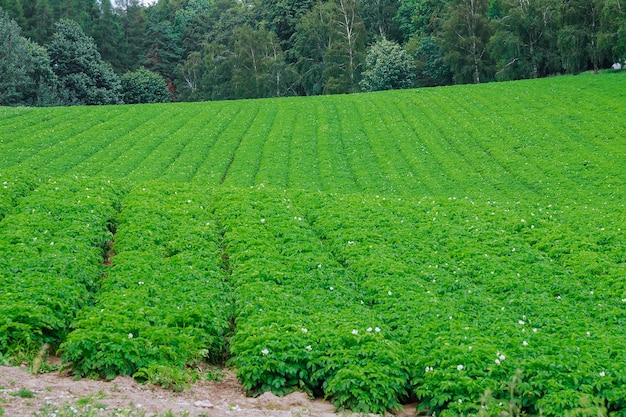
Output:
[1, 0, 625, 105]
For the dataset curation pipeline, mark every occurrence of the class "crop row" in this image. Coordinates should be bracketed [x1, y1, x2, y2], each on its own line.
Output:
[61, 184, 233, 384]
[159, 103, 241, 182]
[210, 187, 625, 415]
[191, 101, 261, 185]
[190, 187, 626, 416]
[0, 167, 38, 221]
[0, 74, 622, 202]
[0, 179, 624, 415]
[0, 107, 124, 170]
[214, 187, 409, 413]
[0, 177, 119, 358]
[299, 193, 626, 416]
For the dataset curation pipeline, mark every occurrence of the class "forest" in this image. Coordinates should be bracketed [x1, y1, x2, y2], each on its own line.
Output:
[1, 0, 625, 105]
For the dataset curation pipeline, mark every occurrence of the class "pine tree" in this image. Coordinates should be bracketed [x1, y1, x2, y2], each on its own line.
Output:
[0, 0, 26, 27]
[144, 10, 183, 81]
[48, 19, 122, 105]
[30, 0, 55, 44]
[119, 0, 147, 73]
[93, 0, 123, 71]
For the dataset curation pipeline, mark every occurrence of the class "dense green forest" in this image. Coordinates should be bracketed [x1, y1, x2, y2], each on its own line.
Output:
[1, 0, 625, 105]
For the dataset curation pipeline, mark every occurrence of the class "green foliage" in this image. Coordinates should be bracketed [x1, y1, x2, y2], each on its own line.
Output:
[0, 9, 58, 106]
[61, 184, 233, 380]
[0, 167, 38, 221]
[441, 0, 495, 84]
[2, 0, 626, 104]
[28, 0, 55, 44]
[558, 0, 605, 74]
[0, 177, 121, 358]
[599, 0, 626, 62]
[48, 19, 122, 105]
[489, 0, 561, 80]
[394, 0, 448, 41]
[11, 387, 35, 398]
[144, 11, 183, 81]
[0, 74, 625, 414]
[0, 9, 30, 105]
[407, 35, 453, 86]
[121, 68, 171, 104]
[360, 37, 415, 91]
[292, 1, 335, 95]
[230, 25, 296, 99]
[134, 364, 191, 392]
[93, 0, 123, 72]
[358, 0, 401, 42]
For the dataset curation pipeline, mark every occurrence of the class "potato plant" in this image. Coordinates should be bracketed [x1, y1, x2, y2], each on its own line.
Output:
[0, 177, 120, 357]
[0, 73, 624, 415]
[61, 184, 233, 383]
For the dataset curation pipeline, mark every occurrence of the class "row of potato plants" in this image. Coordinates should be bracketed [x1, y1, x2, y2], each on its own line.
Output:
[287, 99, 321, 190]
[122, 104, 226, 181]
[314, 99, 359, 192]
[213, 187, 409, 414]
[62, 106, 167, 179]
[160, 103, 241, 182]
[222, 103, 278, 188]
[1, 74, 623, 202]
[100, 107, 201, 180]
[192, 101, 262, 186]
[404, 76, 624, 203]
[0, 167, 38, 221]
[0, 176, 120, 358]
[298, 192, 626, 416]
[19, 108, 136, 177]
[61, 184, 233, 385]
[254, 100, 298, 189]
[0, 108, 122, 172]
[340, 100, 398, 194]
[347, 96, 428, 196]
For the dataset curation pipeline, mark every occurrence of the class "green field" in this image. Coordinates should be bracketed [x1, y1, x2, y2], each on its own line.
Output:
[1, 73, 625, 416]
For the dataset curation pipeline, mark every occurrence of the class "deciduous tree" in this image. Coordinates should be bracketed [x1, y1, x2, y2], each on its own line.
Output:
[599, 0, 626, 63]
[360, 37, 415, 91]
[293, 1, 335, 95]
[441, 0, 494, 84]
[407, 35, 453, 86]
[358, 0, 401, 42]
[489, 0, 560, 80]
[121, 67, 171, 103]
[558, 0, 604, 73]
[327, 0, 366, 92]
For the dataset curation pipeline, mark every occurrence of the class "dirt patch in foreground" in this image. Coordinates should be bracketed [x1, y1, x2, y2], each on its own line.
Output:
[0, 365, 419, 417]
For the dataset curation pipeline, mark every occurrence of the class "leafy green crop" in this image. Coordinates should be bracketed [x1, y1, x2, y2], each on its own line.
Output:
[0, 177, 121, 357]
[0, 73, 625, 415]
[61, 184, 233, 384]
[0, 167, 38, 221]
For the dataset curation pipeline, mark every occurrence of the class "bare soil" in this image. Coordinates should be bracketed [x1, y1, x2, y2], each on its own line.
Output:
[0, 365, 420, 417]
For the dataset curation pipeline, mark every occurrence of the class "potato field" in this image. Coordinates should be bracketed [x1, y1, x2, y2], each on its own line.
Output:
[1, 73, 625, 416]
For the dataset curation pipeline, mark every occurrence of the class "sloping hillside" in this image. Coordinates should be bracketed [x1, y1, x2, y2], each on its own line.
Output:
[1, 73, 625, 416]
